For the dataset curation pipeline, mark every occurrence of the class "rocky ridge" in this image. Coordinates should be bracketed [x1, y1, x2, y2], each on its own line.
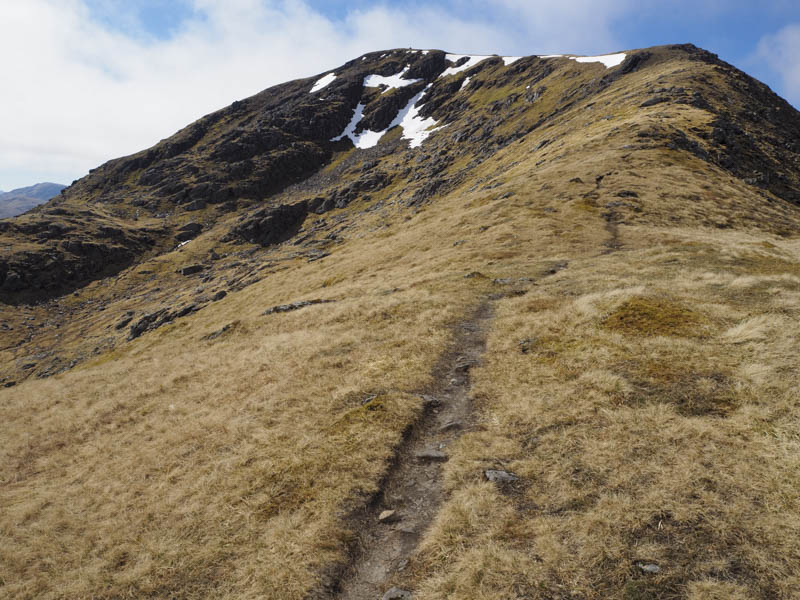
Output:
[3, 44, 800, 305]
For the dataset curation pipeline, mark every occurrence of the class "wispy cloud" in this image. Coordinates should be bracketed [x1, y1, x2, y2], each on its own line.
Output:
[755, 23, 800, 107]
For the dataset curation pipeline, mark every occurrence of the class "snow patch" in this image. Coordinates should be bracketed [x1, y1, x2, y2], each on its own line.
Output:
[330, 103, 379, 149]
[574, 53, 627, 68]
[363, 66, 421, 92]
[460, 76, 472, 91]
[539, 53, 626, 68]
[310, 72, 336, 93]
[503, 56, 523, 66]
[440, 54, 489, 77]
[330, 87, 442, 150]
[391, 86, 443, 148]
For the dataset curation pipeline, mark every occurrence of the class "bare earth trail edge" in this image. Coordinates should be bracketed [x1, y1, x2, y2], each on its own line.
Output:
[324, 297, 496, 600]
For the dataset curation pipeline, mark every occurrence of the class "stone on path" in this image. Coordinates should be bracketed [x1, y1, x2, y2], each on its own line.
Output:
[438, 420, 462, 432]
[484, 469, 520, 483]
[382, 587, 412, 600]
[416, 449, 448, 462]
[378, 510, 400, 523]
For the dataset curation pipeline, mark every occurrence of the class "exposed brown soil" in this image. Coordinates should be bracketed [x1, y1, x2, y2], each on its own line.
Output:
[330, 300, 494, 600]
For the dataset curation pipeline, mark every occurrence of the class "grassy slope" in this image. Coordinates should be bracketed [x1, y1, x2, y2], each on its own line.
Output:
[2, 48, 800, 598]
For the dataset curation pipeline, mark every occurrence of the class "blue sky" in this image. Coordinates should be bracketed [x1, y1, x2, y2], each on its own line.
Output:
[1, 0, 799, 191]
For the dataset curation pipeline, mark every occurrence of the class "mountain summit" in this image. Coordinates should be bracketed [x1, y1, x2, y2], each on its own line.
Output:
[2, 45, 800, 599]
[2, 44, 798, 302]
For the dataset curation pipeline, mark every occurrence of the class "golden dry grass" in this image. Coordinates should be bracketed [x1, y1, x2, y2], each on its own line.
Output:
[0, 239, 480, 598]
[410, 227, 800, 599]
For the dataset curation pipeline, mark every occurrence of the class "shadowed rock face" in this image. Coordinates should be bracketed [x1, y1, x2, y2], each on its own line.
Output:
[2, 44, 800, 303]
[225, 202, 309, 247]
[0, 211, 160, 301]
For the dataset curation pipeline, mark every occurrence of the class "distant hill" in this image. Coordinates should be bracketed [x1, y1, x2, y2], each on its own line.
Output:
[0, 182, 66, 218]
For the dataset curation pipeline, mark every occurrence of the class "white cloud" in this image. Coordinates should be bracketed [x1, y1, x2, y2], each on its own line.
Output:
[0, 0, 632, 189]
[755, 24, 800, 108]
[486, 0, 632, 53]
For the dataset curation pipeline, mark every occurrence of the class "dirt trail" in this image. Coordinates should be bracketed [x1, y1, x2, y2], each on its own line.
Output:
[331, 300, 494, 600]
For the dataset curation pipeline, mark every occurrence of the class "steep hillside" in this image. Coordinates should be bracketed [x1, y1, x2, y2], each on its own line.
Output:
[2, 44, 800, 599]
[0, 182, 66, 219]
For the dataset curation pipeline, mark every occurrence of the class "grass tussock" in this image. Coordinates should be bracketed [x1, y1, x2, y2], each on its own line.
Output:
[602, 296, 711, 338]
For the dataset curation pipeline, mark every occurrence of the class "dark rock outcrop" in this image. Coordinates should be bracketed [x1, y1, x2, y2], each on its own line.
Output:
[225, 202, 309, 246]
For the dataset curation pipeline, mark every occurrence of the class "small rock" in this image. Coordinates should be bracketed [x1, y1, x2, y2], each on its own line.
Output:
[307, 251, 331, 263]
[212, 290, 227, 301]
[203, 323, 236, 341]
[637, 563, 661, 574]
[420, 394, 440, 407]
[485, 469, 520, 483]
[454, 357, 477, 372]
[519, 338, 537, 354]
[263, 299, 333, 315]
[115, 315, 134, 330]
[175, 222, 203, 242]
[416, 449, 448, 462]
[378, 510, 399, 523]
[438, 420, 462, 432]
[184, 199, 206, 211]
[178, 264, 205, 276]
[382, 587, 412, 600]
[640, 96, 669, 107]
[175, 304, 198, 318]
[396, 525, 416, 534]
[178, 222, 203, 234]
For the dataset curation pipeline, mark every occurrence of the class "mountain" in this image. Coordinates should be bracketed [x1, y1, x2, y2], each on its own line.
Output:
[0, 182, 66, 218]
[2, 45, 800, 599]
